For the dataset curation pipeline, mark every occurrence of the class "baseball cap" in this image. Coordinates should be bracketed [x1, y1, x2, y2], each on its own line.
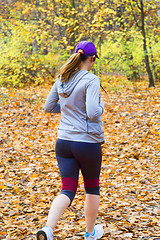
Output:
[74, 41, 99, 59]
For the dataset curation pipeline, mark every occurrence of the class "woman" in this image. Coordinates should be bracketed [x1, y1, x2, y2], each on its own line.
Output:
[37, 41, 105, 240]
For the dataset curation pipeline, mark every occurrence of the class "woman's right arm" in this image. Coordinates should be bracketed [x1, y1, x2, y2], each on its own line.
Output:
[86, 77, 104, 119]
[44, 81, 61, 113]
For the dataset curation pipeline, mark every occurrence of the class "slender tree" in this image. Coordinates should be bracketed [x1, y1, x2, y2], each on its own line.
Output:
[139, 0, 154, 87]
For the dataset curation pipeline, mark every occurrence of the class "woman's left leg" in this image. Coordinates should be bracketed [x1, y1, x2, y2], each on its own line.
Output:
[47, 139, 80, 230]
[47, 194, 70, 230]
[37, 139, 79, 240]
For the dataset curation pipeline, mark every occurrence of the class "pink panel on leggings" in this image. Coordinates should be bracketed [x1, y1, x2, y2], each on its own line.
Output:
[84, 178, 99, 189]
[62, 177, 78, 193]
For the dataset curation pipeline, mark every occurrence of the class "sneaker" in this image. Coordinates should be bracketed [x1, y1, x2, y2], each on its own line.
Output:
[37, 226, 53, 240]
[84, 224, 104, 239]
[37, 230, 47, 240]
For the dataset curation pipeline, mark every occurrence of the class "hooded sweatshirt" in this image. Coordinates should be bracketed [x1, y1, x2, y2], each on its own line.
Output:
[44, 70, 105, 143]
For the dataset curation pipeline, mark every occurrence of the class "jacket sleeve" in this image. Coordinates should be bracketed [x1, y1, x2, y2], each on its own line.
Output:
[86, 77, 104, 119]
[44, 81, 61, 113]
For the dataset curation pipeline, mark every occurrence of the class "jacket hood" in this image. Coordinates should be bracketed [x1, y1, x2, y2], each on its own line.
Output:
[58, 70, 89, 98]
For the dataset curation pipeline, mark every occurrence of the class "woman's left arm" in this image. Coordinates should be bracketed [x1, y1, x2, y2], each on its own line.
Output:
[44, 81, 61, 113]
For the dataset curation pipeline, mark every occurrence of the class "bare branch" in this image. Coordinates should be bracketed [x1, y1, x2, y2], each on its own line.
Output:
[129, 0, 141, 29]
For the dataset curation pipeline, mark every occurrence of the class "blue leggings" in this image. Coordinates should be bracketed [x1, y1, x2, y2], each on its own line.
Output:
[55, 139, 102, 205]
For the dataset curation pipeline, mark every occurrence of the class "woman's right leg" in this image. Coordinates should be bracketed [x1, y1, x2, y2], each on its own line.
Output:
[71, 142, 102, 237]
[84, 194, 100, 233]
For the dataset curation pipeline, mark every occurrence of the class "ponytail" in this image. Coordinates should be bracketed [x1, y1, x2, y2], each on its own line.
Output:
[57, 49, 88, 82]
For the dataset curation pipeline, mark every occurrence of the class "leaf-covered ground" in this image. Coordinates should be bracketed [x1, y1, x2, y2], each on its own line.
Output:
[0, 80, 160, 240]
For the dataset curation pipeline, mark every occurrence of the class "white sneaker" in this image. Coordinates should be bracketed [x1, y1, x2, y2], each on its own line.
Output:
[84, 224, 104, 239]
[37, 230, 47, 240]
[37, 226, 53, 240]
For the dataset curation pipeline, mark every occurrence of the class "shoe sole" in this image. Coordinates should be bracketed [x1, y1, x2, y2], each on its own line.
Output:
[85, 232, 104, 240]
[96, 231, 104, 239]
[37, 230, 47, 240]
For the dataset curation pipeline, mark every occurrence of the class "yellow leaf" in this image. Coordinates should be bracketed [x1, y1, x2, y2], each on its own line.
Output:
[152, 217, 159, 223]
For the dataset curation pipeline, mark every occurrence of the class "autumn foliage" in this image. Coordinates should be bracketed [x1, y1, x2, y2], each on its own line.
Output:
[0, 1, 160, 239]
[0, 78, 160, 239]
[0, 0, 160, 87]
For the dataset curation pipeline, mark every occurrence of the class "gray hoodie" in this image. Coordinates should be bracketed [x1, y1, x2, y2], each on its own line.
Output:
[44, 70, 105, 143]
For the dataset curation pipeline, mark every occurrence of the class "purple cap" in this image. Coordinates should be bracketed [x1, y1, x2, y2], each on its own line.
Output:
[74, 41, 99, 59]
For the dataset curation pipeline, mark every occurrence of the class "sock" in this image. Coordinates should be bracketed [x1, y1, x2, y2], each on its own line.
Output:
[42, 225, 53, 240]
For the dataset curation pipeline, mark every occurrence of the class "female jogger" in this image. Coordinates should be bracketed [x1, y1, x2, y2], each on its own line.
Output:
[36, 41, 105, 240]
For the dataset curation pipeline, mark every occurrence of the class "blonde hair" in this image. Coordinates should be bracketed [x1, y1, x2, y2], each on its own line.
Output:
[57, 49, 87, 82]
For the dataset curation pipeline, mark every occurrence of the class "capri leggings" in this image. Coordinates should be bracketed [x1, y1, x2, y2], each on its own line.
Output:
[55, 139, 102, 205]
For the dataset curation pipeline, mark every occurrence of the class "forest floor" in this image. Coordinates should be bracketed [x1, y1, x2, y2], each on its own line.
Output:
[0, 78, 160, 239]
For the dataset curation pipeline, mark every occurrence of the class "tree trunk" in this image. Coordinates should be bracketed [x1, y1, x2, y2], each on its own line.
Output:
[117, 4, 138, 82]
[69, 0, 76, 48]
[149, 41, 158, 82]
[140, 0, 155, 87]
[98, 37, 102, 80]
